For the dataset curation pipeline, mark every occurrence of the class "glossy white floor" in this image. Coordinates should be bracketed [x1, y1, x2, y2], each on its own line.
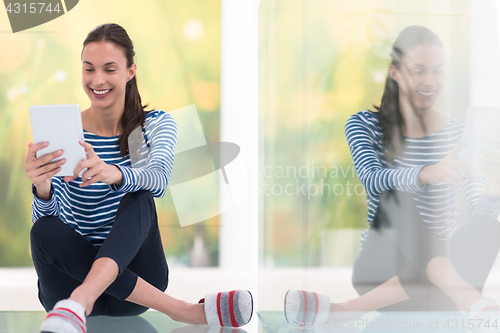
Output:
[1, 264, 500, 332]
[0, 267, 259, 333]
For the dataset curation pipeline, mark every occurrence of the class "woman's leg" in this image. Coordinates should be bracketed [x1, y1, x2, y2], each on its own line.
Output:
[124, 276, 206, 324]
[340, 191, 461, 313]
[425, 256, 483, 311]
[347, 227, 410, 312]
[31, 215, 199, 321]
[32, 191, 178, 317]
[62, 190, 206, 323]
[30, 215, 107, 314]
[430, 215, 500, 311]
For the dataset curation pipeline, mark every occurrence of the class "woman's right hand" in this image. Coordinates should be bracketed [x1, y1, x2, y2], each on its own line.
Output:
[419, 142, 470, 187]
[25, 142, 66, 200]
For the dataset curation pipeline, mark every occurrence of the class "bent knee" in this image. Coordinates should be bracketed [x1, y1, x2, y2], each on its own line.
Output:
[120, 190, 154, 206]
[30, 216, 63, 241]
[425, 256, 450, 281]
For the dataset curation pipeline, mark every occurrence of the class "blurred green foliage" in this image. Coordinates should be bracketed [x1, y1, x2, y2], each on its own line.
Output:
[0, 0, 220, 266]
[259, 0, 470, 266]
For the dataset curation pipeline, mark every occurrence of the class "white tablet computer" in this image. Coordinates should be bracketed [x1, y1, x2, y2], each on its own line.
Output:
[459, 106, 500, 177]
[29, 104, 87, 177]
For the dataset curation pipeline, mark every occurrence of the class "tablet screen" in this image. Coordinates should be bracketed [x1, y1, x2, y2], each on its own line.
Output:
[460, 106, 500, 177]
[29, 104, 87, 177]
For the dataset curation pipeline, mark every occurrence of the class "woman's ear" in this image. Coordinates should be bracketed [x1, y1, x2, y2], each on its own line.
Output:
[127, 63, 137, 82]
[389, 64, 398, 82]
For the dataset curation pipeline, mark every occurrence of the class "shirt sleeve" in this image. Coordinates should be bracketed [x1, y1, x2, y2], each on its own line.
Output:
[345, 112, 430, 198]
[463, 177, 500, 222]
[110, 111, 177, 198]
[31, 180, 60, 223]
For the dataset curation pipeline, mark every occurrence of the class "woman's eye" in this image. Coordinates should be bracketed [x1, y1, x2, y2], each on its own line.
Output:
[85, 69, 94, 72]
[106, 70, 116, 72]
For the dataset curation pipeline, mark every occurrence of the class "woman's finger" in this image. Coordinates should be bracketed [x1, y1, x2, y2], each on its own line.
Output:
[79, 140, 97, 159]
[80, 174, 103, 188]
[449, 159, 470, 178]
[478, 158, 500, 178]
[30, 150, 63, 171]
[63, 175, 77, 182]
[31, 160, 65, 179]
[446, 167, 464, 185]
[80, 167, 99, 184]
[480, 150, 500, 166]
[26, 142, 48, 164]
[444, 175, 461, 187]
[73, 158, 96, 177]
[32, 166, 62, 185]
[449, 142, 468, 158]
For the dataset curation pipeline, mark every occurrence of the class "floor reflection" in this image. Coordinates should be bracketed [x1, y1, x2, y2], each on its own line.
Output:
[87, 315, 160, 332]
[0, 312, 247, 333]
[258, 310, 500, 333]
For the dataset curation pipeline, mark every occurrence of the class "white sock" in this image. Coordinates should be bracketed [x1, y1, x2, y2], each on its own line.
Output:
[285, 290, 330, 326]
[203, 290, 253, 327]
[40, 299, 86, 333]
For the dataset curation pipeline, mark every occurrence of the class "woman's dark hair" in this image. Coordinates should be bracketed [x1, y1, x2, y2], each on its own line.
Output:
[82, 23, 151, 158]
[373, 25, 442, 161]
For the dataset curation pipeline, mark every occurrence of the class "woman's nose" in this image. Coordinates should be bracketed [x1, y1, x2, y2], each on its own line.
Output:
[422, 73, 435, 87]
[93, 70, 106, 86]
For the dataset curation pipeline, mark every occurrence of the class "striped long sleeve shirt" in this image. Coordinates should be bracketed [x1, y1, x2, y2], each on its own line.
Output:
[31, 110, 177, 247]
[345, 110, 500, 245]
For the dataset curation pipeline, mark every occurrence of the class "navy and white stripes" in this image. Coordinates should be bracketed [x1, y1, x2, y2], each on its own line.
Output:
[345, 110, 500, 245]
[31, 110, 177, 247]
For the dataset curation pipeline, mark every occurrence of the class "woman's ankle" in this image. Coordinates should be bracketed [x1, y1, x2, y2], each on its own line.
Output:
[328, 301, 368, 323]
[337, 299, 369, 312]
[69, 288, 95, 316]
[168, 301, 207, 325]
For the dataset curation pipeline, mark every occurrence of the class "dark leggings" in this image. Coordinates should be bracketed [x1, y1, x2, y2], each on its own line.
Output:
[30, 190, 169, 317]
[352, 190, 500, 311]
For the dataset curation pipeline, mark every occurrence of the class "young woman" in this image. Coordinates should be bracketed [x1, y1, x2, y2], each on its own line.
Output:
[285, 25, 500, 326]
[25, 23, 252, 333]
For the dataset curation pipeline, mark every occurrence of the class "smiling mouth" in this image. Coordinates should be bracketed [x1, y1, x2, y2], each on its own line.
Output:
[417, 90, 435, 96]
[91, 88, 112, 95]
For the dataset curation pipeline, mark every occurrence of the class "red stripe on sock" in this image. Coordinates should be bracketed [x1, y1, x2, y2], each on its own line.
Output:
[57, 307, 85, 324]
[228, 290, 238, 327]
[46, 313, 86, 333]
[482, 305, 500, 312]
[217, 292, 223, 326]
[311, 292, 319, 324]
[301, 290, 308, 325]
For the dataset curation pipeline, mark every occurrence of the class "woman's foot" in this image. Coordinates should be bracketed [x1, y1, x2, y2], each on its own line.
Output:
[69, 289, 94, 316]
[39, 299, 86, 333]
[169, 301, 207, 325]
[202, 290, 253, 327]
[328, 302, 367, 323]
[284, 290, 330, 326]
[467, 298, 500, 333]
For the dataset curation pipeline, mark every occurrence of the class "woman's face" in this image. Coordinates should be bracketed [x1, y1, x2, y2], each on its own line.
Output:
[390, 43, 445, 111]
[81, 41, 136, 111]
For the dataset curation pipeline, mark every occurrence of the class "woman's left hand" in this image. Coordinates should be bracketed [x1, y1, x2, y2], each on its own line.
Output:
[478, 144, 500, 198]
[63, 140, 123, 188]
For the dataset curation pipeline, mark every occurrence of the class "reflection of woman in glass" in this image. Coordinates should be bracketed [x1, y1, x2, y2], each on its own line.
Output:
[25, 23, 252, 332]
[341, 25, 500, 316]
[286, 26, 500, 326]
